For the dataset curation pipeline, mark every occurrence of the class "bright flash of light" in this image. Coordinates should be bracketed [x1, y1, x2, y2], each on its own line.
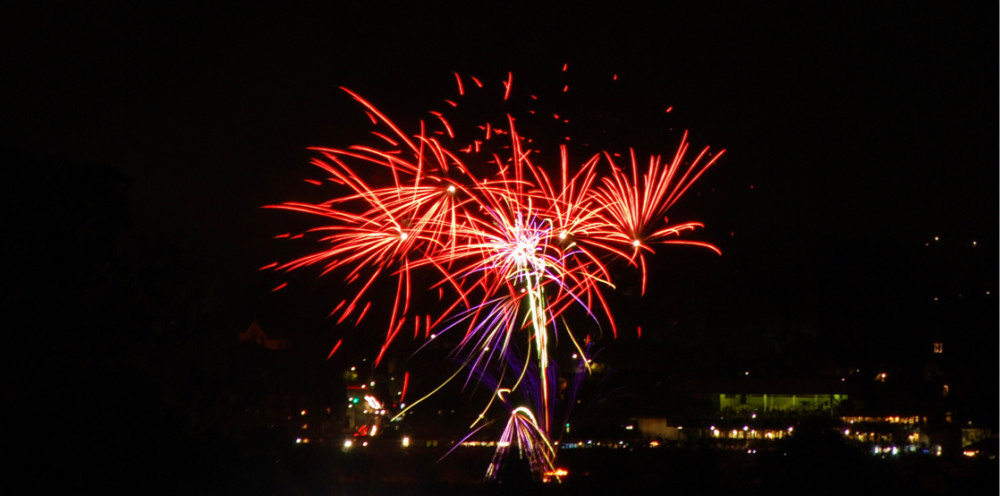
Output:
[364, 395, 383, 410]
[268, 71, 723, 481]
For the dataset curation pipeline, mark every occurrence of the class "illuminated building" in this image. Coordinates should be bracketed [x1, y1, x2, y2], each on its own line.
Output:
[675, 378, 854, 415]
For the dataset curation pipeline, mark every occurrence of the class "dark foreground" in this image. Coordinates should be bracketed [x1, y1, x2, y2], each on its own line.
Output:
[28, 438, 996, 495]
[321, 445, 995, 496]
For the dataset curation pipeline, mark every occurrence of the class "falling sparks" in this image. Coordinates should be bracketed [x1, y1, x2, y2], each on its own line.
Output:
[267, 70, 723, 481]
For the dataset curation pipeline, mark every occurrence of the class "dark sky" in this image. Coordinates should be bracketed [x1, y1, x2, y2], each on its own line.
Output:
[4, 3, 996, 376]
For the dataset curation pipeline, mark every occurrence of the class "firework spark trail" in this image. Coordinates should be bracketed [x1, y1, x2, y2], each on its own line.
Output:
[268, 71, 723, 480]
[485, 406, 558, 482]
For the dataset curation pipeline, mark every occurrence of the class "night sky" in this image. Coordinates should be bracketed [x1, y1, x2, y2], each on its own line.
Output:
[2, 2, 997, 489]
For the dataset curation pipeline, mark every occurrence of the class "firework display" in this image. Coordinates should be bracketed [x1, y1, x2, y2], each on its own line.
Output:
[268, 70, 724, 481]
